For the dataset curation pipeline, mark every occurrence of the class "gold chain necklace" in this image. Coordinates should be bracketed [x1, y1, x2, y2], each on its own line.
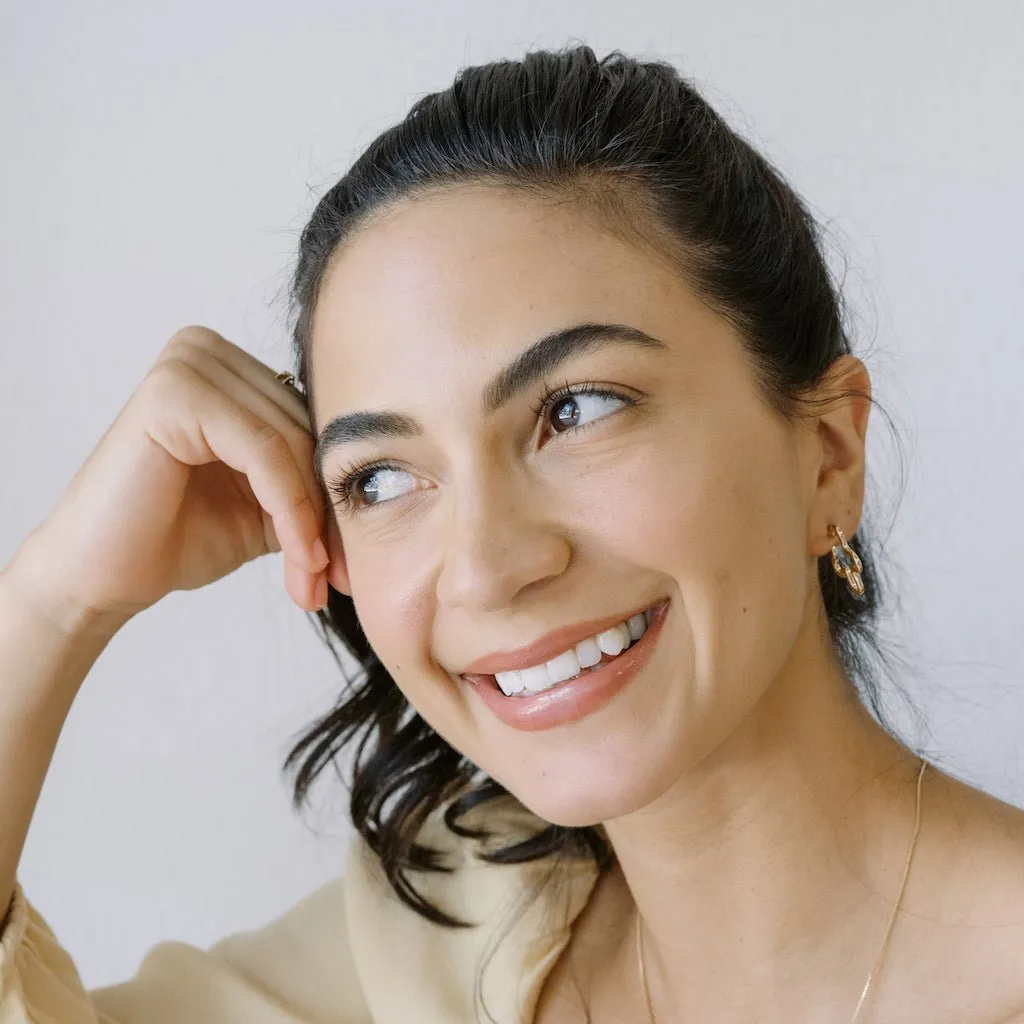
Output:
[619, 757, 928, 1024]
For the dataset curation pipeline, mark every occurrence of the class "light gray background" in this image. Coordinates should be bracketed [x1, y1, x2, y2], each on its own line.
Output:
[1, 0, 1021, 991]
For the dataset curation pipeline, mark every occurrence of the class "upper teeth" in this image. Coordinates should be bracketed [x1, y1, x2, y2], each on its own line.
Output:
[493, 607, 655, 697]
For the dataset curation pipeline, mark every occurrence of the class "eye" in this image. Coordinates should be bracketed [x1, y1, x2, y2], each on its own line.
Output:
[328, 383, 639, 515]
[541, 384, 633, 437]
[326, 461, 418, 514]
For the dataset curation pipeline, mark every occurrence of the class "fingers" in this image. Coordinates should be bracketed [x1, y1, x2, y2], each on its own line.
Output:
[158, 328, 333, 611]
[285, 555, 327, 612]
[194, 330, 312, 433]
[262, 507, 326, 612]
[166, 327, 311, 431]
[322, 509, 351, 597]
[142, 358, 328, 582]
[169, 343, 326, 537]
[260, 506, 283, 554]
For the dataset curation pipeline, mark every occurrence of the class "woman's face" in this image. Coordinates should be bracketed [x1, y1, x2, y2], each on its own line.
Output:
[309, 185, 834, 827]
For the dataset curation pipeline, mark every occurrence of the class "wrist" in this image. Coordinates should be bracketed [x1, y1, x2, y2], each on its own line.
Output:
[0, 556, 130, 646]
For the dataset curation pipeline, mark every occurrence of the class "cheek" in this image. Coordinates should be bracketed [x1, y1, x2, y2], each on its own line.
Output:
[576, 424, 811, 685]
[344, 537, 475, 745]
[344, 541, 427, 677]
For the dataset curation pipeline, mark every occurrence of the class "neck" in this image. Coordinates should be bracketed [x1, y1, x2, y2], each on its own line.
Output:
[590, 602, 933, 1020]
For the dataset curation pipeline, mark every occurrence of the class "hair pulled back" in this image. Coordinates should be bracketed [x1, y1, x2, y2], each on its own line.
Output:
[282, 44, 901, 931]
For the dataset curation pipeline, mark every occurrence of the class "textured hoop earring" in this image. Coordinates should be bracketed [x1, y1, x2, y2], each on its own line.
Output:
[829, 524, 866, 600]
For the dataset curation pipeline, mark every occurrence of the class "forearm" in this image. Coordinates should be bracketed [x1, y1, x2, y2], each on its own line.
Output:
[0, 568, 122, 924]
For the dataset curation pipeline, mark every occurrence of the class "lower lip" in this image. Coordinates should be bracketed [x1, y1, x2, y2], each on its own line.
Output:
[462, 599, 670, 732]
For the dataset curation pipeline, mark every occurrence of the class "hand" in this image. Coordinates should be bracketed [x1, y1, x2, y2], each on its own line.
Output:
[4, 326, 330, 635]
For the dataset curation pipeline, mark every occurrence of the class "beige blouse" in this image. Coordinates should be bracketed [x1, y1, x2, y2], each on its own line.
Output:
[0, 797, 601, 1023]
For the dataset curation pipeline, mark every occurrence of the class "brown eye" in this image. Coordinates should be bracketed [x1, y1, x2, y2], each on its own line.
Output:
[551, 397, 581, 431]
[545, 390, 629, 435]
[327, 461, 415, 514]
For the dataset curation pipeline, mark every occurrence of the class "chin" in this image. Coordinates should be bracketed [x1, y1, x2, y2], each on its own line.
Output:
[501, 767, 663, 830]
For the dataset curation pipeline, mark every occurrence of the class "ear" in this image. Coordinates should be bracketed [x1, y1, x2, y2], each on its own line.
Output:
[323, 512, 353, 597]
[807, 354, 872, 557]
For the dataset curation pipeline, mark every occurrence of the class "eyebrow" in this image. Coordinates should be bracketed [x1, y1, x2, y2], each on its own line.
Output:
[313, 321, 668, 483]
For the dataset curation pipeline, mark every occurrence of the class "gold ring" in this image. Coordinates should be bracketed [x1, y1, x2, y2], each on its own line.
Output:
[275, 371, 299, 389]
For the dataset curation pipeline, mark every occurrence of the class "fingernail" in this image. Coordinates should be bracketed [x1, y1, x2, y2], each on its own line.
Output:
[316, 575, 328, 608]
[312, 537, 328, 566]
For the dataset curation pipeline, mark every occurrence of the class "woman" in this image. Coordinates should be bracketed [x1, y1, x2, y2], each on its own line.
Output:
[2, 44, 1023, 1024]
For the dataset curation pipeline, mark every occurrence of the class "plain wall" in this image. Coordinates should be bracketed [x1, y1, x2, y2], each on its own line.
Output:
[1, 0, 1021, 990]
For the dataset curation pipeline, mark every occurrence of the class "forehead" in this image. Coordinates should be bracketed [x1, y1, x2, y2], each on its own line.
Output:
[308, 186, 692, 413]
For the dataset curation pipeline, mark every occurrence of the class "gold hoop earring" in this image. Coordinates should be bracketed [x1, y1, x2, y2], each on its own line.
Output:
[828, 524, 866, 600]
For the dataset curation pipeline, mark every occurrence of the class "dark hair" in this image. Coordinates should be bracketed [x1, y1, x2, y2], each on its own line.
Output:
[281, 44, 913, 939]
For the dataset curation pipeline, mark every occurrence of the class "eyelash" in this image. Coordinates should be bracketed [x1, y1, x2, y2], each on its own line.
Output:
[325, 380, 638, 515]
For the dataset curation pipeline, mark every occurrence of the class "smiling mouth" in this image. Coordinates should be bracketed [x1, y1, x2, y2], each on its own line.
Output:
[460, 597, 671, 731]
[467, 599, 668, 698]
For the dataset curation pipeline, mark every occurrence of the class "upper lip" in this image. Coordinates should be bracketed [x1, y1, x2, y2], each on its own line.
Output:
[458, 598, 667, 676]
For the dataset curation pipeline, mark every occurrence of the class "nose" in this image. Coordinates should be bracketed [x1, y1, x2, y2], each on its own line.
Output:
[434, 460, 571, 612]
